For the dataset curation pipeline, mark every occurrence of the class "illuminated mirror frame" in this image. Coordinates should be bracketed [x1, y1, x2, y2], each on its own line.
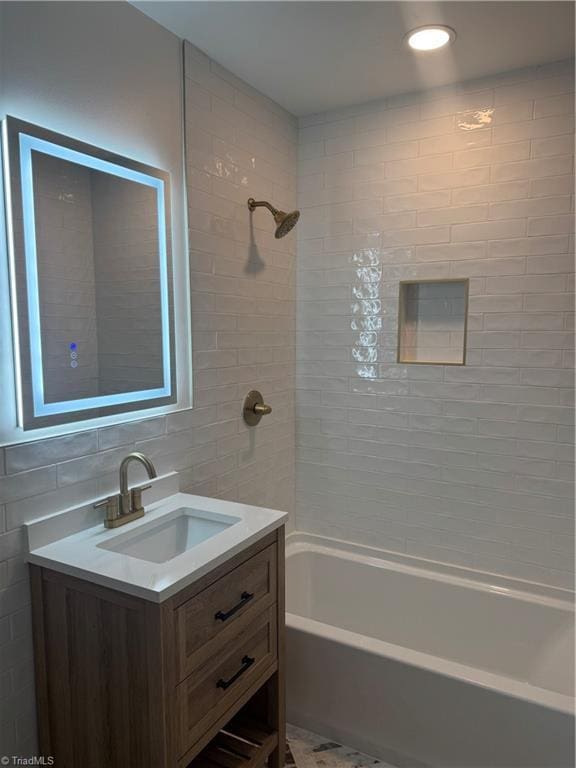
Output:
[2, 116, 177, 432]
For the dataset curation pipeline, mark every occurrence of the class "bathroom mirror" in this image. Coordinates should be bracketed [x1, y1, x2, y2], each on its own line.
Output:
[2, 116, 176, 430]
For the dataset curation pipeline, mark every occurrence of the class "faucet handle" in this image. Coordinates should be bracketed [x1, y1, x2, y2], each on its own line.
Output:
[253, 402, 272, 416]
[94, 495, 120, 524]
[243, 390, 273, 426]
[131, 484, 152, 515]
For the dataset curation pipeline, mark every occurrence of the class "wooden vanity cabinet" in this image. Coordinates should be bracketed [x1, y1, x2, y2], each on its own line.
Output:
[30, 527, 285, 768]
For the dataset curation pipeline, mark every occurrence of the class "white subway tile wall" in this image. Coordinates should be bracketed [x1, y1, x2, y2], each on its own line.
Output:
[0, 41, 297, 753]
[296, 60, 574, 589]
[183, 41, 296, 512]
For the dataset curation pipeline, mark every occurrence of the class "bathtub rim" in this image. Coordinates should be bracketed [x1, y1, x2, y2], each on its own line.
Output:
[286, 531, 574, 607]
[285, 531, 575, 716]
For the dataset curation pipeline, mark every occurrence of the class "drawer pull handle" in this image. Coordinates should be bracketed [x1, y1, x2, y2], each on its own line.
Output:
[216, 655, 255, 690]
[215, 591, 254, 622]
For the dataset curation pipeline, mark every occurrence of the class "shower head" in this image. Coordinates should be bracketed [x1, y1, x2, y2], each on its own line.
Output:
[274, 208, 300, 239]
[247, 198, 300, 239]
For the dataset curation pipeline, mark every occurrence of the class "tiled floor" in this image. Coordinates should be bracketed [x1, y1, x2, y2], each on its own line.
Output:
[286, 725, 396, 768]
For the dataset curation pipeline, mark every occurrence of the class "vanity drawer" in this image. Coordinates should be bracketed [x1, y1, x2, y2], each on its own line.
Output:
[175, 543, 277, 681]
[176, 605, 277, 758]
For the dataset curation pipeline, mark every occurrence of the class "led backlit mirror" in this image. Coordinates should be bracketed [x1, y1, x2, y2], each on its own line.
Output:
[2, 116, 176, 430]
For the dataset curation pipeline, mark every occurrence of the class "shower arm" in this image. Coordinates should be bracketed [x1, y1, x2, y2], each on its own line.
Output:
[247, 198, 278, 215]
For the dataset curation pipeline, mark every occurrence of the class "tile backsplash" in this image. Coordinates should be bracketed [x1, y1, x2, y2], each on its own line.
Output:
[296, 60, 574, 590]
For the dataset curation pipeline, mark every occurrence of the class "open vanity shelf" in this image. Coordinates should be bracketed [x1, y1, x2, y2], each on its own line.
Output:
[191, 713, 278, 768]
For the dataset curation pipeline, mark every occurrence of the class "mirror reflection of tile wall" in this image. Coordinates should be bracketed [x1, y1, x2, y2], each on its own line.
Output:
[35, 153, 100, 403]
[35, 155, 163, 404]
[91, 171, 163, 396]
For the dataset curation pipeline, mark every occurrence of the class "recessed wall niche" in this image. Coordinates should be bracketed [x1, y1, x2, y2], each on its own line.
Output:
[397, 279, 469, 365]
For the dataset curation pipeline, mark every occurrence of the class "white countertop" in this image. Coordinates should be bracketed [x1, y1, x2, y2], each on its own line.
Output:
[26, 491, 287, 602]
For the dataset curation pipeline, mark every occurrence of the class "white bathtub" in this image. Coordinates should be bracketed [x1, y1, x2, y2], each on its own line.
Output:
[285, 533, 575, 768]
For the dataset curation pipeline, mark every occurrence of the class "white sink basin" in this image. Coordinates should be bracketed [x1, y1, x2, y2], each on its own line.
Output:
[25, 485, 288, 602]
[97, 507, 240, 563]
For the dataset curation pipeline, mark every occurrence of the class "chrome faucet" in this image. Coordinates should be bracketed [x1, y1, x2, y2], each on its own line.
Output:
[94, 452, 158, 529]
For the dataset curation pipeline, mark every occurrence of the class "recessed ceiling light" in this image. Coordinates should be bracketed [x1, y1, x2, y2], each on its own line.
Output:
[406, 25, 456, 52]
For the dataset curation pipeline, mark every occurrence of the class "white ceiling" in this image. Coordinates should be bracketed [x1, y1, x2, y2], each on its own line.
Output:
[134, 1, 575, 116]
